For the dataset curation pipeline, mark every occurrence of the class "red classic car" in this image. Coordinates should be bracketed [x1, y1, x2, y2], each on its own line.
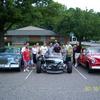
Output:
[77, 47, 100, 73]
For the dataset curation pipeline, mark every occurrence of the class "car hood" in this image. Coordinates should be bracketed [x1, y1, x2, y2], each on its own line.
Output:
[88, 54, 100, 64]
[46, 58, 63, 64]
[0, 53, 21, 64]
[89, 54, 100, 59]
[0, 53, 19, 58]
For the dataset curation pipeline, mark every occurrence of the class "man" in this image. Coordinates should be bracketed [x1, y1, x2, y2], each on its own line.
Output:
[32, 44, 37, 65]
[66, 42, 73, 56]
[65, 42, 73, 62]
[40, 43, 48, 56]
[48, 42, 53, 55]
[53, 40, 61, 53]
[74, 42, 82, 67]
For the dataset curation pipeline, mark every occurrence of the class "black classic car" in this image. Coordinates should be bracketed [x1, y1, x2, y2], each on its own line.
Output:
[36, 53, 72, 73]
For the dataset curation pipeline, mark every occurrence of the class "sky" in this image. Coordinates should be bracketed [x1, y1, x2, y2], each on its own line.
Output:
[54, 0, 100, 12]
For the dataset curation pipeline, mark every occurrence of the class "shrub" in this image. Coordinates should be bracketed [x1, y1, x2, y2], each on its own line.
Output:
[27, 41, 43, 46]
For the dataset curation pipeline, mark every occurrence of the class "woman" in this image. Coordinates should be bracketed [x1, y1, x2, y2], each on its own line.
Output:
[22, 47, 31, 72]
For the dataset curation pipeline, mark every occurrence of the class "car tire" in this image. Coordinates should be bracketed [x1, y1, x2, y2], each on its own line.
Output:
[86, 62, 92, 73]
[17, 63, 22, 72]
[67, 61, 72, 73]
[88, 67, 92, 73]
[17, 67, 21, 72]
[36, 61, 41, 73]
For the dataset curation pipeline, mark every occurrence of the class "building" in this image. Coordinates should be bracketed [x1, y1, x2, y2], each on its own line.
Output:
[69, 32, 77, 45]
[5, 26, 67, 45]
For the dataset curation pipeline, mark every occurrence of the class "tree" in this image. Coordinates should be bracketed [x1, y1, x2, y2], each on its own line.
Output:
[32, 1, 66, 31]
[0, 0, 23, 47]
[1, 0, 100, 47]
[0, 0, 52, 47]
[56, 7, 100, 41]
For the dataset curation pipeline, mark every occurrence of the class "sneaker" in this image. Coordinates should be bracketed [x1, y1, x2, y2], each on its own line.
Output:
[75, 64, 77, 68]
[25, 68, 29, 72]
[32, 67, 36, 70]
[23, 69, 26, 72]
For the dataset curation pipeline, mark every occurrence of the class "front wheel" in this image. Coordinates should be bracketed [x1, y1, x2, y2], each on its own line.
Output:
[86, 62, 92, 73]
[17, 62, 22, 72]
[88, 66, 93, 73]
[36, 61, 41, 73]
[67, 61, 72, 73]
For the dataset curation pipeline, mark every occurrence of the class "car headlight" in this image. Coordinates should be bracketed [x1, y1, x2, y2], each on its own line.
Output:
[8, 58, 13, 62]
[14, 58, 19, 63]
[91, 58, 96, 64]
[14, 57, 19, 63]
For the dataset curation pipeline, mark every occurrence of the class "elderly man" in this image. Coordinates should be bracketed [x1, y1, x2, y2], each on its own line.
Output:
[40, 43, 48, 56]
[65, 41, 73, 63]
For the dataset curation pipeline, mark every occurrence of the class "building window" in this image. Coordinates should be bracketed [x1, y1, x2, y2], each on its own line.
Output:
[40, 36, 46, 42]
[12, 37, 29, 43]
[50, 37, 55, 40]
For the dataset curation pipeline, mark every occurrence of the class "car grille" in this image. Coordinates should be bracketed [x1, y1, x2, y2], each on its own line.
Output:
[0, 58, 8, 64]
[46, 60, 55, 64]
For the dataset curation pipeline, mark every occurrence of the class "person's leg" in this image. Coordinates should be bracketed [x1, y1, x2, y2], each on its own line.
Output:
[33, 54, 37, 67]
[34, 54, 37, 64]
[28, 60, 33, 70]
[23, 61, 27, 72]
[75, 53, 80, 67]
[73, 53, 75, 65]
[33, 54, 37, 65]
[25, 61, 30, 72]
[30, 59, 33, 67]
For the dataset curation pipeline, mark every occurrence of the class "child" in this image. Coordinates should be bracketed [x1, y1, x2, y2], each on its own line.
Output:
[22, 47, 31, 72]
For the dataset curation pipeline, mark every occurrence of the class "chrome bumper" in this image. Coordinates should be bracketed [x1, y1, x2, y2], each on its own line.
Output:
[91, 66, 100, 69]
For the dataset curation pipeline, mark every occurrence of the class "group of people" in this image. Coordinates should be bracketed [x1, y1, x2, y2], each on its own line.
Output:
[21, 40, 82, 72]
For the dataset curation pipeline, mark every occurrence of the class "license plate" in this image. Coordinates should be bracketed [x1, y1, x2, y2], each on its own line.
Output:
[0, 64, 5, 67]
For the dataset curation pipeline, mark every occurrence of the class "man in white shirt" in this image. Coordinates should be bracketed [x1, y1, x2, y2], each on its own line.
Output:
[48, 42, 53, 55]
[32, 44, 38, 64]
[40, 43, 48, 56]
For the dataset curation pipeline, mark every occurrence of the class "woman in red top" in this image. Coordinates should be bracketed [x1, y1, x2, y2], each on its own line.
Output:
[22, 47, 31, 72]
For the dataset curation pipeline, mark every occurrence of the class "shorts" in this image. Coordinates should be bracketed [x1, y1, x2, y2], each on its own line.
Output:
[75, 53, 80, 59]
[24, 60, 31, 68]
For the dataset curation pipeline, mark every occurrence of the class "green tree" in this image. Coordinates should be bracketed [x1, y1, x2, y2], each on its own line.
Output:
[0, 0, 25, 47]
[56, 7, 100, 41]
[30, 1, 66, 31]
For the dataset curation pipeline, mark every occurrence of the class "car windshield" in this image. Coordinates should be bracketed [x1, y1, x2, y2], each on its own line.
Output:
[0, 48, 21, 54]
[0, 53, 16, 57]
[88, 47, 100, 54]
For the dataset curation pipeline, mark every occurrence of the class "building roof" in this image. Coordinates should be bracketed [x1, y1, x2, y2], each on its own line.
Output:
[6, 26, 56, 36]
[17, 26, 45, 31]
